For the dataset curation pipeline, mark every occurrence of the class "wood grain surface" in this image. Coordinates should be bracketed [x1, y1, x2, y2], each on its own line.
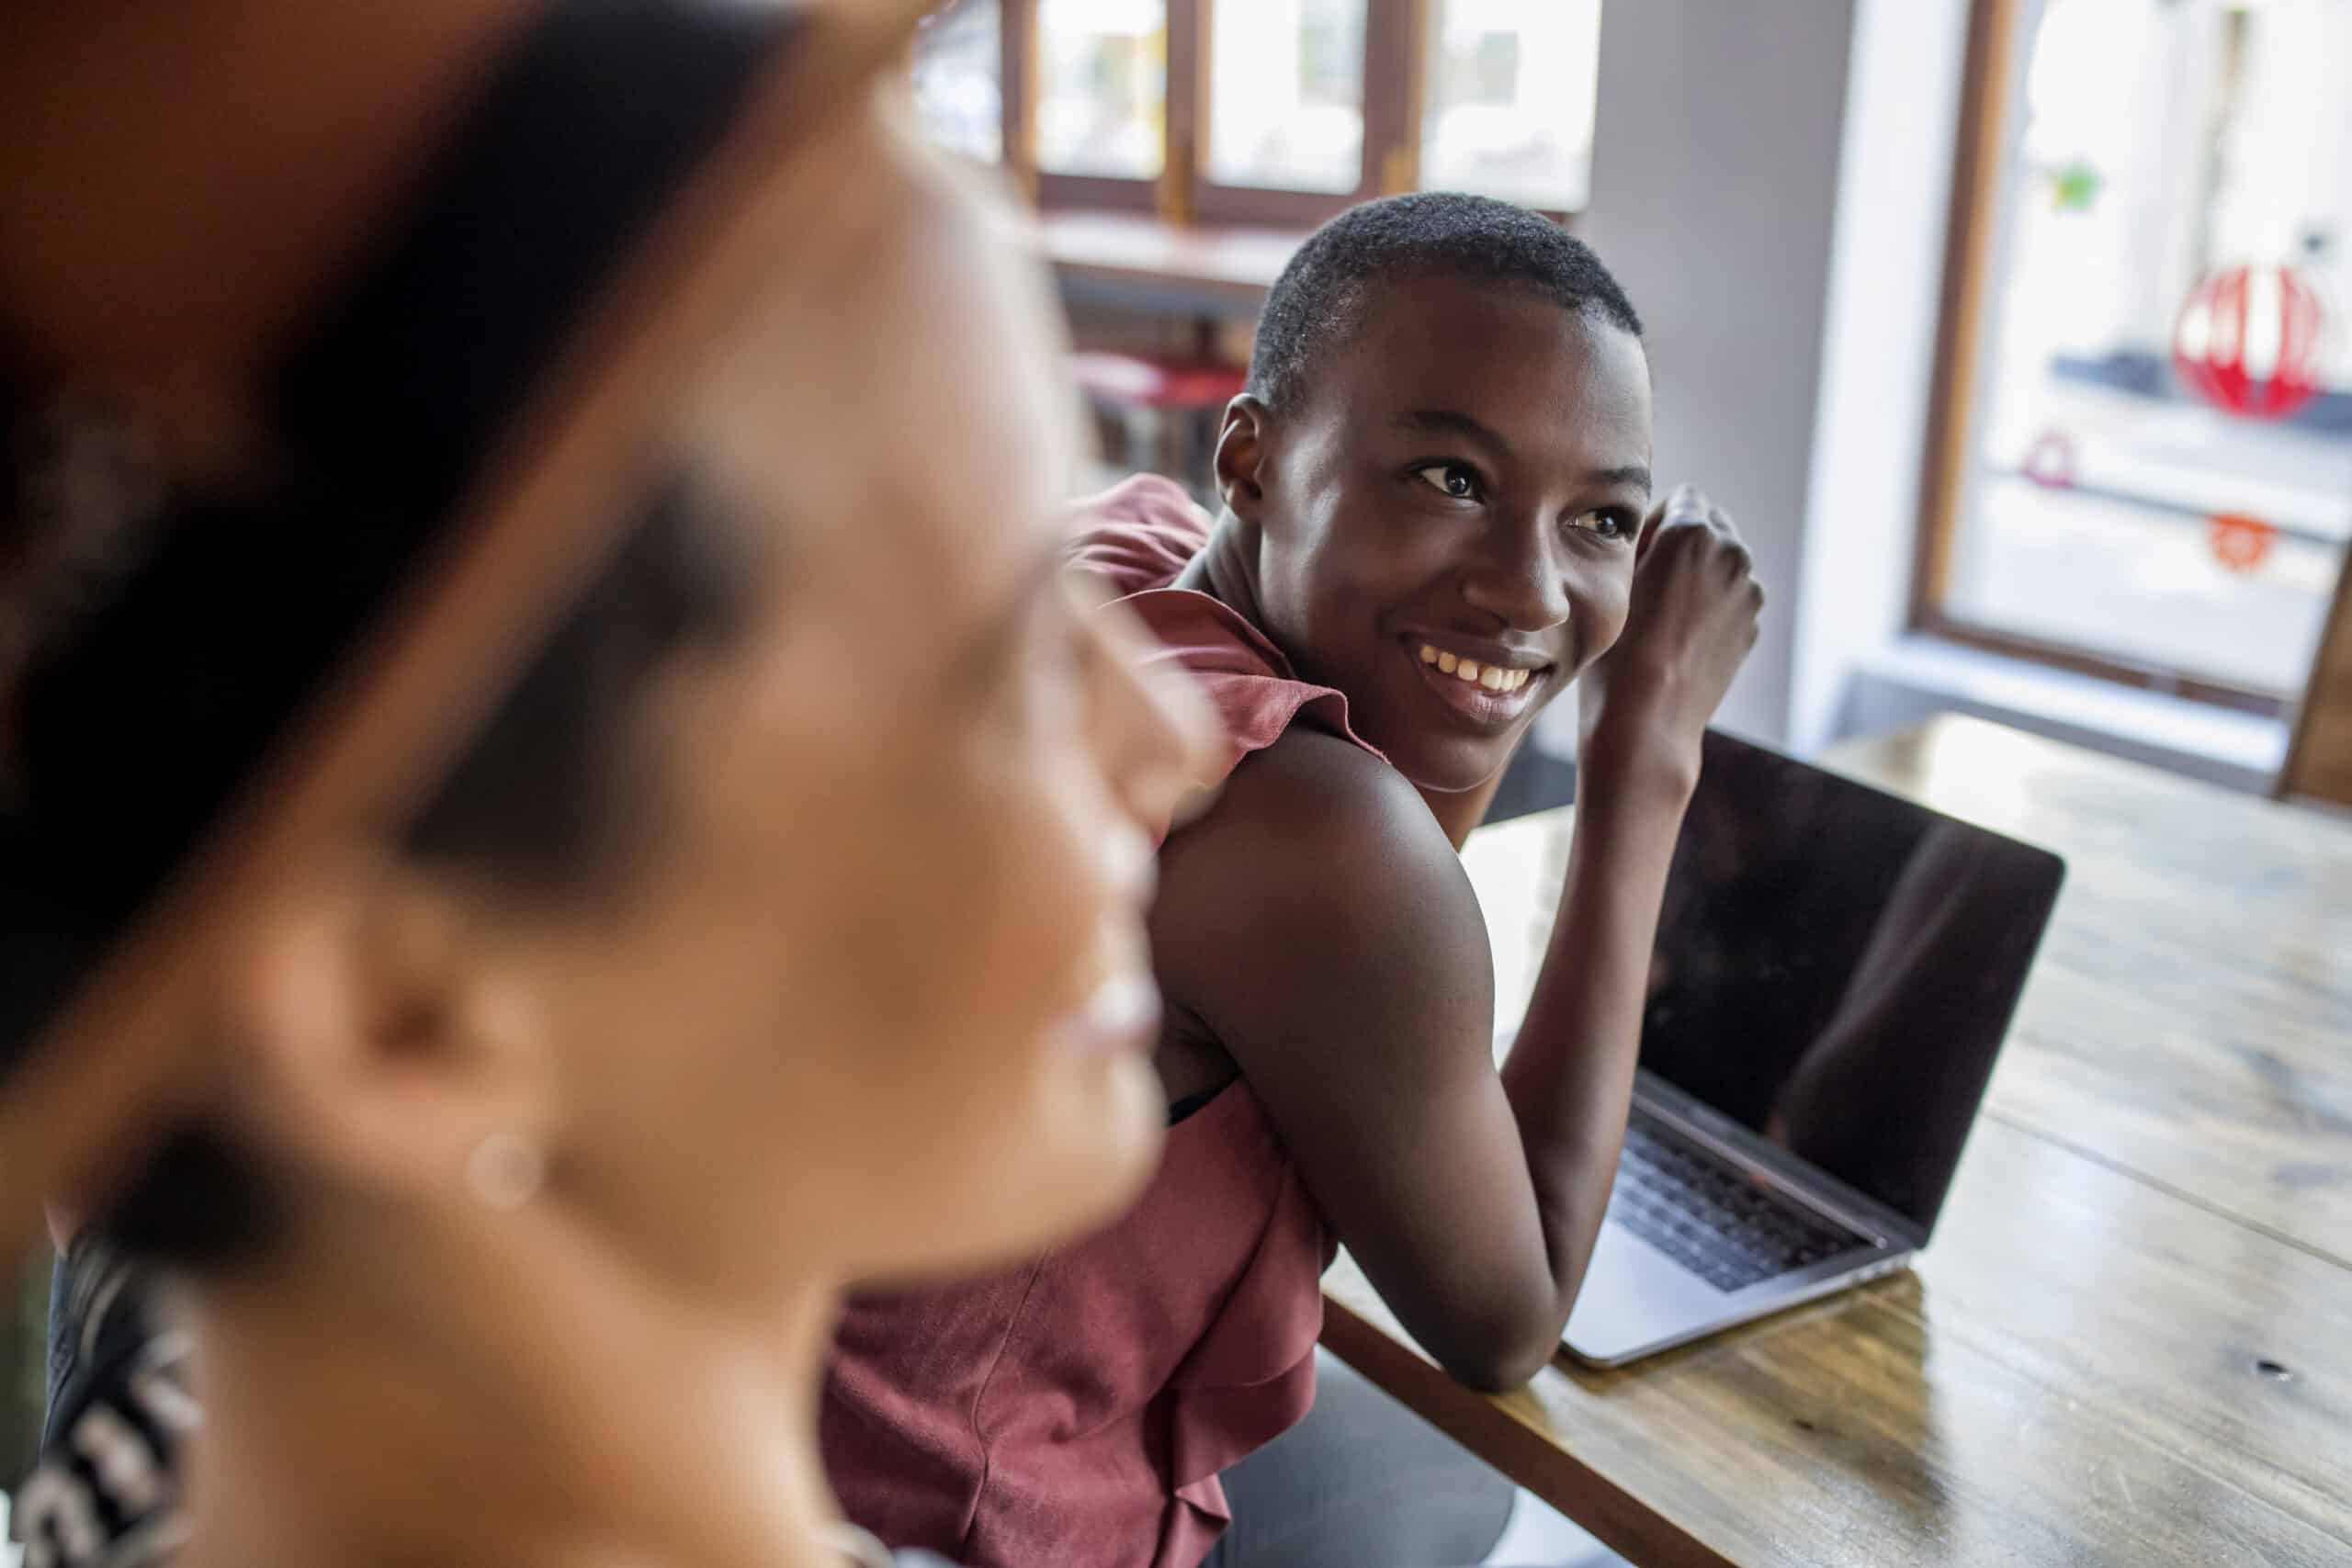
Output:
[1321, 716, 2352, 1567]
[1033, 209, 1299, 310]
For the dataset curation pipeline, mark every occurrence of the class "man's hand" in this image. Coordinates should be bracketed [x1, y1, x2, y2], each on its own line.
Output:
[1577, 483, 1763, 798]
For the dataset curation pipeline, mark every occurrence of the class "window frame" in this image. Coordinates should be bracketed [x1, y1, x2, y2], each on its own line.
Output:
[1911, 0, 2300, 718]
[989, 0, 1571, 228]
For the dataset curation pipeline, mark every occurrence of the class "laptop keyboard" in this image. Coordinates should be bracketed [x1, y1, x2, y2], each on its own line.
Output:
[1609, 1111, 1866, 1292]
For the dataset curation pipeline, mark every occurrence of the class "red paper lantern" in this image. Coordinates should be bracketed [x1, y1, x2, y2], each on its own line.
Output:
[2172, 265, 2327, 420]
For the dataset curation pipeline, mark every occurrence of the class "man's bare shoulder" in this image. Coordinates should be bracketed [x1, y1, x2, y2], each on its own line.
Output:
[1151, 727, 1489, 1034]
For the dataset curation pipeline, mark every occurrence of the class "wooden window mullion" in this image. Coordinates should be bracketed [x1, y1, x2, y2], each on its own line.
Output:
[1361, 0, 1427, 197]
[1001, 0, 1037, 196]
[1911, 0, 2020, 633]
[1162, 0, 1208, 223]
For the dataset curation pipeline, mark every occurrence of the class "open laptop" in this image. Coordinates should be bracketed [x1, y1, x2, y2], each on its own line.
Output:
[1561, 729, 2065, 1366]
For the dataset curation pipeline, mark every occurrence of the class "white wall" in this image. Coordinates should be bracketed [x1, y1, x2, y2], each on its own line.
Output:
[1571, 0, 1861, 746]
[1790, 0, 1977, 753]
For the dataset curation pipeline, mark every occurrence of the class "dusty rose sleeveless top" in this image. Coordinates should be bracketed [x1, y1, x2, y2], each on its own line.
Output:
[823, 477, 1384, 1568]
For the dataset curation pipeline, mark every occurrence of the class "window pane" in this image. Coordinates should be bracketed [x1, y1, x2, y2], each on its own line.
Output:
[1036, 0, 1166, 179]
[1419, 0, 1600, 210]
[1945, 0, 2352, 697]
[1205, 0, 1367, 194]
[913, 0, 1001, 164]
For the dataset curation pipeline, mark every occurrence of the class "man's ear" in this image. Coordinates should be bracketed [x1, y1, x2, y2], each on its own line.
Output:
[217, 847, 558, 1208]
[1213, 394, 1274, 524]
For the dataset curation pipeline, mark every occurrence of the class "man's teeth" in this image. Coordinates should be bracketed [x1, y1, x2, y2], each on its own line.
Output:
[1417, 644, 1531, 693]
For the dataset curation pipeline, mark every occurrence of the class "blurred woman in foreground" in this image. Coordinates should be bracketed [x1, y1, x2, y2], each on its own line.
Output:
[3, 4, 1206, 1566]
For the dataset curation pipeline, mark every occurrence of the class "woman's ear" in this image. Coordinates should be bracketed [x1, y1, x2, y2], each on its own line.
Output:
[1213, 395, 1273, 525]
[218, 848, 558, 1210]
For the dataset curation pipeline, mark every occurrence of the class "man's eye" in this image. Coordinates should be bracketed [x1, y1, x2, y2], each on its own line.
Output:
[1569, 509, 1636, 541]
[1413, 463, 1481, 502]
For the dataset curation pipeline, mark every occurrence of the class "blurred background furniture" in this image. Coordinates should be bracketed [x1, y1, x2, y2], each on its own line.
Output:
[1069, 349, 1248, 499]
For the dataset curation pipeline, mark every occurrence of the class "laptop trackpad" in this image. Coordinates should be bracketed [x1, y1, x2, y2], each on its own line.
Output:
[1562, 1220, 1727, 1365]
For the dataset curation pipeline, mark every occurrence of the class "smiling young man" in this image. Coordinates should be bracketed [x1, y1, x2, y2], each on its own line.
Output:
[823, 193, 1763, 1568]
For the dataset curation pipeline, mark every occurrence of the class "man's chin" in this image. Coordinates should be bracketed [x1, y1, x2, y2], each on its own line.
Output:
[1382, 731, 1521, 797]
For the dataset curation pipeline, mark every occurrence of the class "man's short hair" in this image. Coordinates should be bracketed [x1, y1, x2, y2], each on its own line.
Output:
[1246, 191, 1643, 411]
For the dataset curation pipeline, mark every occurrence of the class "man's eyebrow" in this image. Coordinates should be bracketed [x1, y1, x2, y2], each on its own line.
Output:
[1587, 464, 1652, 493]
[1391, 407, 1515, 457]
[1394, 412, 1651, 497]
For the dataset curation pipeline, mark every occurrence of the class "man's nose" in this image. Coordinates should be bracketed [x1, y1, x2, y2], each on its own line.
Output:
[1458, 513, 1570, 630]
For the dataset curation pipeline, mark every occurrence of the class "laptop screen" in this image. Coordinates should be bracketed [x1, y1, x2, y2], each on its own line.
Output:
[1639, 730, 2065, 1234]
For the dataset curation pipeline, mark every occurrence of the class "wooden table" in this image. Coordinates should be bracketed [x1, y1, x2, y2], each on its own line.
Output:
[1034, 209, 1301, 322]
[1320, 716, 2352, 1568]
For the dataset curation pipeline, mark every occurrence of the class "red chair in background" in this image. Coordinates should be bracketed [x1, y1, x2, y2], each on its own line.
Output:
[1069, 351, 1248, 500]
